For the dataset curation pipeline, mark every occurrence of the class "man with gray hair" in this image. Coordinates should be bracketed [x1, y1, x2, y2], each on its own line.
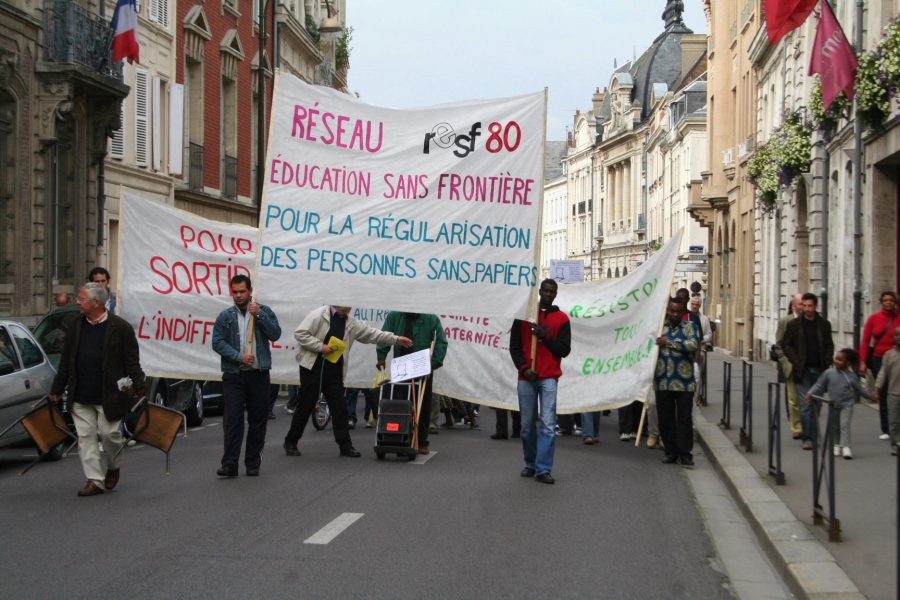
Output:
[50, 282, 148, 496]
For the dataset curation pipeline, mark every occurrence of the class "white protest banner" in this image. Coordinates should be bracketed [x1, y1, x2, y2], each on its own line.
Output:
[432, 231, 683, 413]
[119, 192, 682, 413]
[117, 192, 258, 380]
[255, 72, 547, 332]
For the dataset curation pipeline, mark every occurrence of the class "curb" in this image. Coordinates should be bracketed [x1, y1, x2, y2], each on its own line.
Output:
[694, 413, 868, 600]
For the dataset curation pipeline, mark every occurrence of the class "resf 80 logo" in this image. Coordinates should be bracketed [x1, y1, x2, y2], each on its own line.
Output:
[423, 121, 521, 159]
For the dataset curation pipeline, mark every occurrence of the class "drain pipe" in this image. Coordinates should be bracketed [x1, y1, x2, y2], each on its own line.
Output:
[851, 0, 864, 348]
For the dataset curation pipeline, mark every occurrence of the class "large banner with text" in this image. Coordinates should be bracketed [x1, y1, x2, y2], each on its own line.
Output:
[119, 193, 681, 412]
[255, 72, 546, 327]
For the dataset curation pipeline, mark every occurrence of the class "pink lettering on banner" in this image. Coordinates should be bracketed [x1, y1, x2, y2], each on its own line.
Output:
[436, 173, 534, 205]
[180, 226, 253, 254]
[150, 256, 251, 296]
[291, 103, 384, 153]
[267, 158, 372, 197]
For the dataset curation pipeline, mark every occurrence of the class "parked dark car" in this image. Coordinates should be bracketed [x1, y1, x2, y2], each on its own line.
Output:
[0, 319, 63, 460]
[32, 306, 209, 426]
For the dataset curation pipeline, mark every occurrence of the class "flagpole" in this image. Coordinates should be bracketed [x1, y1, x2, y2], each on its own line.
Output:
[851, 0, 863, 349]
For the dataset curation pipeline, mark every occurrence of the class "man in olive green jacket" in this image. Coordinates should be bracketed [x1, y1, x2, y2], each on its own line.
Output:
[774, 293, 804, 438]
[376, 313, 449, 453]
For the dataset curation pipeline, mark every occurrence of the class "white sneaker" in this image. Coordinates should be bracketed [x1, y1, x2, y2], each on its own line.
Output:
[833, 445, 842, 456]
[619, 433, 630, 441]
[880, 433, 890, 440]
[842, 446, 853, 459]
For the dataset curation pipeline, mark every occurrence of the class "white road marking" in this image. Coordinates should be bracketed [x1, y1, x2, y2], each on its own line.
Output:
[189, 427, 205, 432]
[21, 454, 38, 458]
[409, 451, 437, 465]
[206, 422, 220, 427]
[303, 513, 364, 545]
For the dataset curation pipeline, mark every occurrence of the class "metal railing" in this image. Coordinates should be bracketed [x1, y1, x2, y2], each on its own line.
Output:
[188, 143, 204, 191]
[810, 395, 841, 541]
[43, 0, 122, 78]
[720, 361, 732, 429]
[767, 382, 785, 484]
[314, 58, 333, 87]
[740, 361, 753, 452]
[223, 155, 238, 200]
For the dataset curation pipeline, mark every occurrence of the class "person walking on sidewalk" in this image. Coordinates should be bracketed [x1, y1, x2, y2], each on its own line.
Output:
[804, 348, 871, 459]
[874, 326, 900, 455]
[859, 291, 898, 441]
[781, 292, 834, 450]
[775, 294, 805, 439]
[49, 282, 149, 496]
[509, 279, 571, 484]
[655, 297, 700, 468]
[211, 275, 282, 478]
[376, 312, 448, 454]
[284, 306, 412, 458]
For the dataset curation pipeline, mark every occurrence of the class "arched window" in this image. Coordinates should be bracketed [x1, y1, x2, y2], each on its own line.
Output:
[622, 267, 628, 276]
[607, 267, 612, 278]
[615, 267, 620, 278]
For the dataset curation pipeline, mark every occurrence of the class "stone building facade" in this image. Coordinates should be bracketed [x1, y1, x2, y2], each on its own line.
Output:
[0, 0, 128, 323]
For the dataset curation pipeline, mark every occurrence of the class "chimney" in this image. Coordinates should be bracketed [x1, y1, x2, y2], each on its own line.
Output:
[592, 87, 605, 115]
[679, 34, 706, 82]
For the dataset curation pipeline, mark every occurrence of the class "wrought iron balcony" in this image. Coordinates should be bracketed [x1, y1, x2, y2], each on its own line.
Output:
[43, 0, 122, 79]
[188, 142, 204, 191]
[223, 155, 238, 200]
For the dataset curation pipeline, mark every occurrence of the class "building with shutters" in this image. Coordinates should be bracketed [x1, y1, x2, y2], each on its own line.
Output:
[0, 0, 129, 322]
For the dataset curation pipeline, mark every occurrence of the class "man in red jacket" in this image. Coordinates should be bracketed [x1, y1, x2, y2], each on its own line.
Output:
[860, 291, 898, 439]
[508, 279, 571, 484]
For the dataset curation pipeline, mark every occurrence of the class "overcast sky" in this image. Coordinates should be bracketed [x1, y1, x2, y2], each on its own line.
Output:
[346, 0, 707, 141]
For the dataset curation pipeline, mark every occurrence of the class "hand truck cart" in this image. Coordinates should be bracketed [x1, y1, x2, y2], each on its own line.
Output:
[373, 380, 418, 461]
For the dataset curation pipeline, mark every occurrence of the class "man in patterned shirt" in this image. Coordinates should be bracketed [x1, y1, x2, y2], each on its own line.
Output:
[654, 296, 700, 468]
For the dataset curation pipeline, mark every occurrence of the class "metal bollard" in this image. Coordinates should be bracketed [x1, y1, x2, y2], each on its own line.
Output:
[810, 395, 841, 542]
[720, 361, 732, 429]
[767, 382, 785, 485]
[698, 351, 709, 407]
[740, 361, 753, 452]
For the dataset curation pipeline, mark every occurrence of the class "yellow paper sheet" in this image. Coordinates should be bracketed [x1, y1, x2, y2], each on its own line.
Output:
[323, 336, 347, 363]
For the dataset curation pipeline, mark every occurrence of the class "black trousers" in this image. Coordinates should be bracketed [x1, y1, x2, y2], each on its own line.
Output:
[285, 366, 352, 448]
[494, 408, 521, 437]
[222, 369, 270, 468]
[657, 390, 694, 459]
[391, 377, 432, 448]
[618, 400, 643, 434]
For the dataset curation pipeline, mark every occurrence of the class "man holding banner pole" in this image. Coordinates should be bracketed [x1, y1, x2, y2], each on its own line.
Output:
[509, 279, 571, 484]
[211, 275, 282, 478]
[285, 306, 412, 458]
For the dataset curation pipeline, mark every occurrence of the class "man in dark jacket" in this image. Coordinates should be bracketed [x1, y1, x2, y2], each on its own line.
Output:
[376, 312, 448, 454]
[211, 274, 281, 477]
[509, 279, 571, 484]
[781, 292, 835, 449]
[50, 282, 148, 496]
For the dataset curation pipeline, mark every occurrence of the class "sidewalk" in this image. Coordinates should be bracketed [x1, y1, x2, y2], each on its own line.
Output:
[695, 351, 896, 600]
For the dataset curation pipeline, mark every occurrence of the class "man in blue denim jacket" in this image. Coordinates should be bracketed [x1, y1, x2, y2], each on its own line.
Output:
[211, 274, 282, 477]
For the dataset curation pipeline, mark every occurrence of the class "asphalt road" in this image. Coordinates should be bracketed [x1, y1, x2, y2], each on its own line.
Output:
[0, 405, 735, 600]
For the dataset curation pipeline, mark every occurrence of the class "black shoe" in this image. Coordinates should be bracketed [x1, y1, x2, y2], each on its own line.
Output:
[661, 455, 678, 464]
[268, 412, 276, 420]
[339, 445, 361, 457]
[491, 433, 508, 440]
[520, 467, 536, 477]
[246, 467, 260, 476]
[511, 432, 521, 439]
[283, 442, 302, 456]
[217, 464, 238, 478]
[535, 473, 555, 484]
[680, 457, 695, 468]
[348, 421, 356, 429]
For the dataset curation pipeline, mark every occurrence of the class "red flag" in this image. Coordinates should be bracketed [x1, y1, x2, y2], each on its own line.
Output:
[808, 0, 858, 108]
[765, 0, 818, 45]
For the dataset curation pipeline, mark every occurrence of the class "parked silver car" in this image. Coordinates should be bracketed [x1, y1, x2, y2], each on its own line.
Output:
[0, 319, 61, 459]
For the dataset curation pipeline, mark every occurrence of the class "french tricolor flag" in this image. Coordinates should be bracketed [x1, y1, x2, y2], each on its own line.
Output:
[110, 0, 140, 64]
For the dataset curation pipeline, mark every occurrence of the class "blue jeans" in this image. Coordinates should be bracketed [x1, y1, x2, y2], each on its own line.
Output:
[581, 412, 600, 440]
[518, 378, 558, 476]
[796, 367, 823, 443]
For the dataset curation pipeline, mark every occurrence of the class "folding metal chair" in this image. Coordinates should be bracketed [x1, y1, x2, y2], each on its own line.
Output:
[114, 397, 187, 475]
[0, 397, 77, 476]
